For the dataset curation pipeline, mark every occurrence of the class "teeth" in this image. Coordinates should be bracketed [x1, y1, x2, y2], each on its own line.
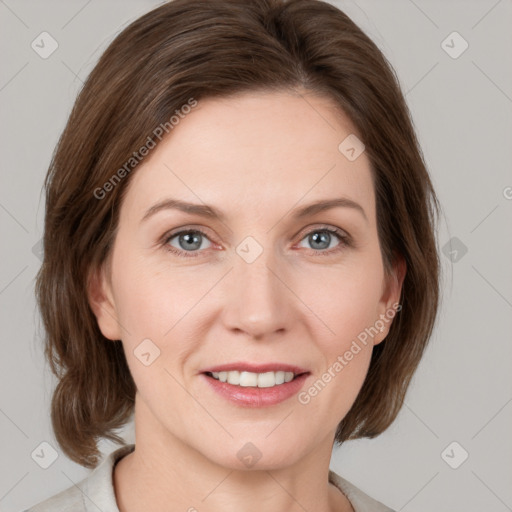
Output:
[210, 370, 297, 387]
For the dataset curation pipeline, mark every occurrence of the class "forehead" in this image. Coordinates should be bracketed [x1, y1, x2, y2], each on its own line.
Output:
[122, 91, 376, 224]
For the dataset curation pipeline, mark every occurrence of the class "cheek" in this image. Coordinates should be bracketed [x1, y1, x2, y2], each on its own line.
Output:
[303, 260, 384, 337]
[299, 256, 383, 402]
[109, 247, 179, 346]
[301, 276, 377, 420]
[110, 261, 189, 402]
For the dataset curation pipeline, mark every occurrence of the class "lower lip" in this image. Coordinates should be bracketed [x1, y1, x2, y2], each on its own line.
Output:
[201, 373, 310, 407]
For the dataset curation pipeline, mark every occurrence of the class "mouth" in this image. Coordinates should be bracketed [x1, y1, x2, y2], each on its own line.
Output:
[200, 363, 310, 407]
[201, 362, 309, 388]
[203, 369, 309, 388]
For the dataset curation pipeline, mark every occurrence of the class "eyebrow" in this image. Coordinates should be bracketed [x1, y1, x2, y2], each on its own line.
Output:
[141, 197, 368, 224]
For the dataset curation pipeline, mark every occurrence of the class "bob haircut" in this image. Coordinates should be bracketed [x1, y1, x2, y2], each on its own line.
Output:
[35, 0, 441, 469]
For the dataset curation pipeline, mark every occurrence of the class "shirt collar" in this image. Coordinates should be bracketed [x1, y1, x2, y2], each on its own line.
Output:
[83, 443, 135, 512]
[78, 443, 388, 512]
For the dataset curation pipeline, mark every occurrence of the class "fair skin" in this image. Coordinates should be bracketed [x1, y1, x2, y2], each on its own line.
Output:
[89, 90, 405, 512]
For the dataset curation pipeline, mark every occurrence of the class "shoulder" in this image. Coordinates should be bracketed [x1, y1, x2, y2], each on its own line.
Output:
[22, 444, 135, 512]
[329, 469, 395, 512]
[21, 484, 84, 512]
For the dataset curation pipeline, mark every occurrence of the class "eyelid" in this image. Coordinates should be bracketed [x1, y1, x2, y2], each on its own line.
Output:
[293, 224, 352, 254]
[161, 223, 352, 257]
[160, 225, 219, 255]
[294, 223, 351, 242]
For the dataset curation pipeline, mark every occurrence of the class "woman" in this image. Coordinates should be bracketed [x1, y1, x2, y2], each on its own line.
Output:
[28, 0, 441, 510]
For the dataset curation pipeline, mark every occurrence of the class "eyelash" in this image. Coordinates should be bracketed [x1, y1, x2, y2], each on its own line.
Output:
[161, 225, 352, 258]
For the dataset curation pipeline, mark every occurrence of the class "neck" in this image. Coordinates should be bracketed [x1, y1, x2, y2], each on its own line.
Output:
[113, 397, 353, 512]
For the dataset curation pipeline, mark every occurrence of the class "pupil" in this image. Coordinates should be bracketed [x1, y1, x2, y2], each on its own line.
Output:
[181, 232, 201, 250]
[310, 231, 330, 250]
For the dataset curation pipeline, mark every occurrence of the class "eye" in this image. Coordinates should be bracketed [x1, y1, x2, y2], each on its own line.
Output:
[161, 225, 351, 258]
[296, 226, 350, 255]
[164, 229, 212, 257]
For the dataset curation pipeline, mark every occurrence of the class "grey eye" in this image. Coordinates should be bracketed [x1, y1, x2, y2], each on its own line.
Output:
[298, 230, 341, 251]
[168, 230, 212, 252]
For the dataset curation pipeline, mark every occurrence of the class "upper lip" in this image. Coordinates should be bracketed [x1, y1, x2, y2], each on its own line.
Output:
[201, 362, 309, 375]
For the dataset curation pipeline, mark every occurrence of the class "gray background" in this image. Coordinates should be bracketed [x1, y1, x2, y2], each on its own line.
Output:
[1, 0, 511, 510]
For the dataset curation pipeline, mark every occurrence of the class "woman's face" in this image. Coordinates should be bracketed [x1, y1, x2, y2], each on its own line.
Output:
[90, 90, 403, 469]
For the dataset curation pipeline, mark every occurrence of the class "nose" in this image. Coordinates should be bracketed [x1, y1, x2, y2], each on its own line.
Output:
[220, 245, 295, 340]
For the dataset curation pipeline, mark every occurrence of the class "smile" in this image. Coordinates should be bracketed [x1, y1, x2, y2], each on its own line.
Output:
[206, 370, 299, 388]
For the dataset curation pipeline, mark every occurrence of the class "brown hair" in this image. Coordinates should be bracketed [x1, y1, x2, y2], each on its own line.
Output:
[35, 0, 441, 468]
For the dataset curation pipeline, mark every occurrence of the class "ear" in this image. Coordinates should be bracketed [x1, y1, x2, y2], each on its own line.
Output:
[87, 262, 123, 341]
[373, 253, 406, 345]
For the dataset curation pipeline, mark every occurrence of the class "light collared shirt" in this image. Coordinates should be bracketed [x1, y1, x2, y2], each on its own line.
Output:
[23, 444, 394, 512]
